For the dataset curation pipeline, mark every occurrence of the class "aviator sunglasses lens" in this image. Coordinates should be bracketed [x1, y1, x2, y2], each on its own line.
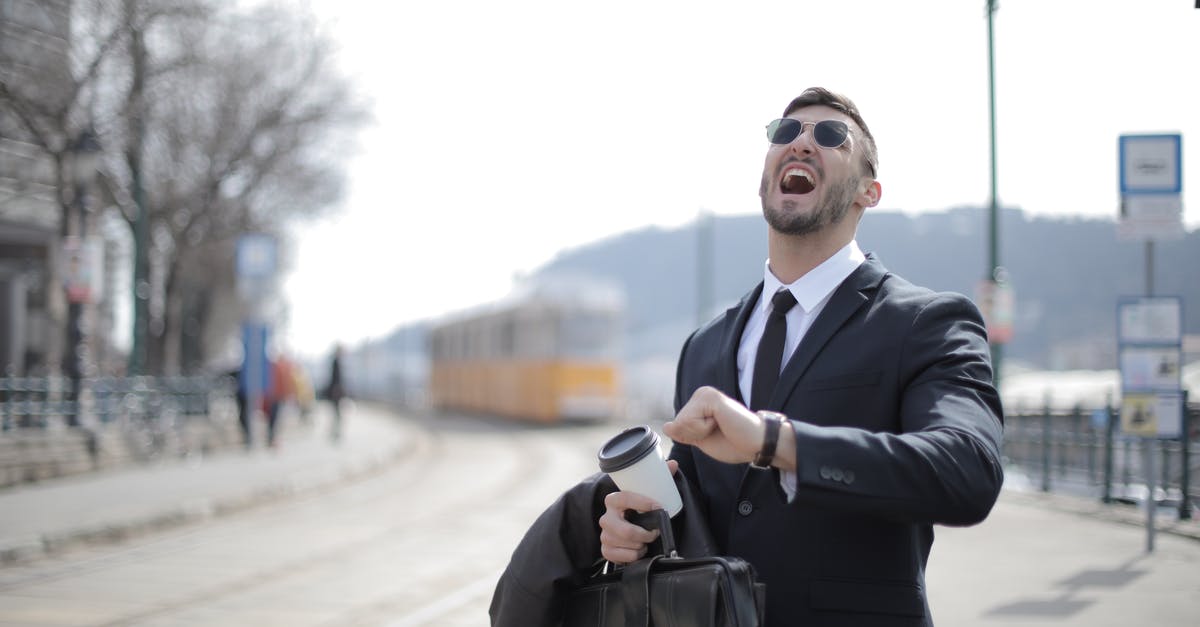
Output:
[813, 120, 848, 148]
[766, 118, 801, 144]
[765, 119, 849, 148]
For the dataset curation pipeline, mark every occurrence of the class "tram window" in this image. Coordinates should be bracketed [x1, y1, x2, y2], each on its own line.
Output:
[500, 317, 515, 357]
[452, 326, 466, 360]
[431, 333, 444, 360]
[514, 306, 557, 359]
[560, 309, 619, 360]
[470, 322, 485, 359]
[487, 315, 505, 359]
[475, 319, 488, 359]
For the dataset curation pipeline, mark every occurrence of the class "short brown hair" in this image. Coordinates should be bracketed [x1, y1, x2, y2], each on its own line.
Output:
[783, 87, 878, 178]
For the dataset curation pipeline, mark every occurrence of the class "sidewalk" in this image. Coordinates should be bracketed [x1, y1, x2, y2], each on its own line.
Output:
[1002, 471, 1200, 543]
[2, 405, 1197, 570]
[0, 401, 417, 565]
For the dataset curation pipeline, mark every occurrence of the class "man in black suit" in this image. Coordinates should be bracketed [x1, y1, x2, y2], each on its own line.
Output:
[599, 87, 1005, 626]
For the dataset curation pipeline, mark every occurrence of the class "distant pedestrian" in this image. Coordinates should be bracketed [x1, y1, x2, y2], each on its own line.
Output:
[291, 365, 316, 424]
[265, 355, 297, 448]
[229, 367, 252, 449]
[326, 344, 346, 442]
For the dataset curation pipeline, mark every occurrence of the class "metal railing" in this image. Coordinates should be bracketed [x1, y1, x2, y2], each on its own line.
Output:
[0, 376, 240, 478]
[1002, 399, 1197, 521]
[1, 375, 236, 429]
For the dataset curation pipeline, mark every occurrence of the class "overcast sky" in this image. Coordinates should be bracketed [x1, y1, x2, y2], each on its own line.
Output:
[279, 0, 1198, 360]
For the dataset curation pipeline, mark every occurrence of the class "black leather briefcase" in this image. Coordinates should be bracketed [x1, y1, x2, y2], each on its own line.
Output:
[561, 509, 765, 627]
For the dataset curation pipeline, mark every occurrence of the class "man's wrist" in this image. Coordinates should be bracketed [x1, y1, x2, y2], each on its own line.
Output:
[750, 410, 786, 468]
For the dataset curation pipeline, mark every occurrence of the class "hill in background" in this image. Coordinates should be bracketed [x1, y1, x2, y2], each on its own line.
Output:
[532, 207, 1199, 371]
[352, 208, 1197, 416]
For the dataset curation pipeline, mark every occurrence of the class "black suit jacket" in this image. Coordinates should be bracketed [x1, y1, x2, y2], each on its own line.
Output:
[670, 255, 1004, 626]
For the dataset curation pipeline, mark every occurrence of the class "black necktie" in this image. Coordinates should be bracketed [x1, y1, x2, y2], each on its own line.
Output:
[751, 288, 797, 411]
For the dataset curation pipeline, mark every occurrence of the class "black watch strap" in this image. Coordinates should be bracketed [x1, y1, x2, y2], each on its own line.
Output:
[751, 411, 785, 469]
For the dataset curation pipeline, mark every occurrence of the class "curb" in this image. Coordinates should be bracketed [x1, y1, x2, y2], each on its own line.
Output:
[0, 419, 420, 566]
[1001, 488, 1200, 542]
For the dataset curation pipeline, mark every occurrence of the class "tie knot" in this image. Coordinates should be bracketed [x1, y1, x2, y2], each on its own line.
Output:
[770, 288, 797, 315]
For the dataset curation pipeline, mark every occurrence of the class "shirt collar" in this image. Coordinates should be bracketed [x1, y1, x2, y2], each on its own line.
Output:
[762, 240, 866, 313]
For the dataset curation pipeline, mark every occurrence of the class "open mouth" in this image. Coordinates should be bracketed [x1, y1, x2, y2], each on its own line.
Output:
[780, 167, 815, 195]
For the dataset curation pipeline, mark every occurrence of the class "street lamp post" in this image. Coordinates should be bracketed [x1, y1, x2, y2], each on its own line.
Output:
[66, 127, 102, 427]
[985, 0, 1003, 387]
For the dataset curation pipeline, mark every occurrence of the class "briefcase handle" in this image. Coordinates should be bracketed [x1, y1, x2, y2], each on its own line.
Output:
[621, 509, 678, 627]
[626, 508, 678, 558]
[620, 554, 664, 627]
[618, 547, 760, 627]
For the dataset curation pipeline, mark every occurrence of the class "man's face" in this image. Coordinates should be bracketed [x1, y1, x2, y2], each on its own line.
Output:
[758, 104, 868, 236]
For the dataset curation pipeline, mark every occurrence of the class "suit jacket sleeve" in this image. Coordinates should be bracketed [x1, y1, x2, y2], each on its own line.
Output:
[787, 292, 1004, 526]
[670, 329, 700, 483]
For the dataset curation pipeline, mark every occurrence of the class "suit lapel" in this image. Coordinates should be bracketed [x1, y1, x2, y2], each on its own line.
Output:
[706, 284, 763, 505]
[716, 282, 762, 404]
[769, 256, 888, 410]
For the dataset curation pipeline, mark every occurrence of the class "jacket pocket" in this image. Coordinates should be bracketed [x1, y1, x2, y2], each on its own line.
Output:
[806, 369, 882, 391]
[809, 577, 926, 617]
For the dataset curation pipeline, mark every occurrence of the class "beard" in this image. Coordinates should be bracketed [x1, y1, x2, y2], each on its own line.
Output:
[759, 170, 859, 236]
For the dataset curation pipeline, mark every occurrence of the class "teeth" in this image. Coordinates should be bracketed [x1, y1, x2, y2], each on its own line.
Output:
[780, 166, 816, 195]
[784, 168, 813, 183]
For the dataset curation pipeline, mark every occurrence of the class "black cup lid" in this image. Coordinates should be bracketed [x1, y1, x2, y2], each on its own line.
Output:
[598, 425, 659, 473]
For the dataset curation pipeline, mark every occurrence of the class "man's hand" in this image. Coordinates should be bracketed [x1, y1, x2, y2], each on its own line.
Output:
[663, 386, 796, 471]
[598, 460, 678, 564]
[662, 386, 762, 463]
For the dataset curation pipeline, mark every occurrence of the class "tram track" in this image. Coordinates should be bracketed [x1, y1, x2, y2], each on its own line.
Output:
[0, 407, 436, 593]
[2, 410, 609, 626]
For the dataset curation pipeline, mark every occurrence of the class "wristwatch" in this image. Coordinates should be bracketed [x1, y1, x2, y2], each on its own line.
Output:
[750, 410, 786, 469]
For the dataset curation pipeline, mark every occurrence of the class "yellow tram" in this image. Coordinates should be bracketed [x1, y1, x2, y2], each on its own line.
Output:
[428, 280, 623, 423]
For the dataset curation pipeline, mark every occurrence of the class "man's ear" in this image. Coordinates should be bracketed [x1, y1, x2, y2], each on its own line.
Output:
[858, 180, 882, 208]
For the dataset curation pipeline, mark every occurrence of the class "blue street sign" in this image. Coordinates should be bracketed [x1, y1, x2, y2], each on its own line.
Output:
[1119, 134, 1182, 195]
[240, 322, 272, 398]
[236, 234, 278, 280]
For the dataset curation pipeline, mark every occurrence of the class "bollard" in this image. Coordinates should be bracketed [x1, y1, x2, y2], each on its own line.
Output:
[1041, 396, 1052, 492]
[1122, 437, 1133, 494]
[1071, 405, 1083, 482]
[1181, 392, 1192, 521]
[1145, 437, 1157, 553]
[1087, 407, 1098, 484]
[1080, 403, 1089, 480]
[1103, 396, 1115, 504]
[1, 378, 10, 431]
[1161, 439, 1170, 497]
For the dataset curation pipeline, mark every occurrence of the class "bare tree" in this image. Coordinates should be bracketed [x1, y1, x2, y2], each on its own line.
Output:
[136, 3, 367, 373]
[4, 0, 366, 375]
[0, 0, 175, 374]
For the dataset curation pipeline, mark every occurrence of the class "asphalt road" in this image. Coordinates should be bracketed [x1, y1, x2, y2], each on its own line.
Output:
[1, 406, 1197, 626]
[0, 410, 611, 626]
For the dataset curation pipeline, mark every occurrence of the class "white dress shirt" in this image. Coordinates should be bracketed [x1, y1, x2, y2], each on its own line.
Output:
[736, 240, 866, 499]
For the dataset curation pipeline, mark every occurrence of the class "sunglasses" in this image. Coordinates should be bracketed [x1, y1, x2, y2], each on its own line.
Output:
[765, 118, 850, 149]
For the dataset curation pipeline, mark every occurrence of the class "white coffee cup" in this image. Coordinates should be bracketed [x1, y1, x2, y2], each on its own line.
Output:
[598, 425, 682, 517]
